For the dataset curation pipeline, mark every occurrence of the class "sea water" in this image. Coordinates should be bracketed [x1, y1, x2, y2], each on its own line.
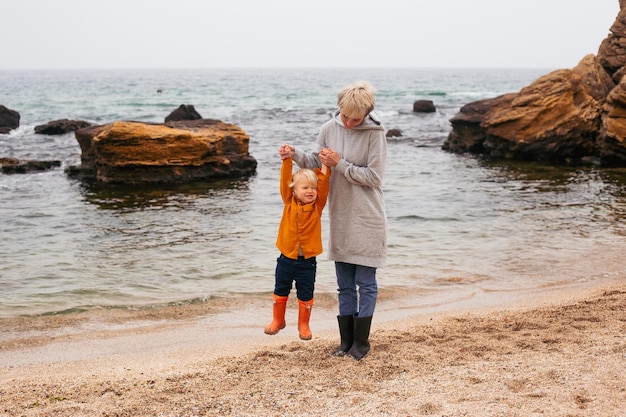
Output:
[1, 67, 625, 318]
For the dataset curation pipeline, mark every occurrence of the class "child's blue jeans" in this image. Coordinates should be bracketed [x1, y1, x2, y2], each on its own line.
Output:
[274, 254, 316, 301]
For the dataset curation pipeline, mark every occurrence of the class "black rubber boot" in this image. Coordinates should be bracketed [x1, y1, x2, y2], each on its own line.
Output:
[332, 315, 354, 357]
[347, 316, 372, 360]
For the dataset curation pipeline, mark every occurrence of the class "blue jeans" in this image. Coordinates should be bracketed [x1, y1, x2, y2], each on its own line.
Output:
[335, 261, 377, 317]
[274, 254, 316, 301]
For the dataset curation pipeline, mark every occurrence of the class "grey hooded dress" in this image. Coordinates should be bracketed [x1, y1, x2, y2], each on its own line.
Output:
[292, 109, 387, 269]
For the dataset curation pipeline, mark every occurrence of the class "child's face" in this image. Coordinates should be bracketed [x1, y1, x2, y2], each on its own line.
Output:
[292, 177, 318, 204]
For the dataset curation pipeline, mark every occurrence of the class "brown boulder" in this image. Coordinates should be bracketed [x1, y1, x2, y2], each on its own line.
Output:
[443, 57, 610, 163]
[443, 94, 516, 154]
[70, 119, 257, 183]
[483, 68, 602, 161]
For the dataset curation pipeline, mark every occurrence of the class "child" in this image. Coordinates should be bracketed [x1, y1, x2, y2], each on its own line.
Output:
[264, 144, 330, 340]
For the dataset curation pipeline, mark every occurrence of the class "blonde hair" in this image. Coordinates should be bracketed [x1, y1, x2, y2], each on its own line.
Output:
[289, 168, 318, 188]
[337, 81, 376, 119]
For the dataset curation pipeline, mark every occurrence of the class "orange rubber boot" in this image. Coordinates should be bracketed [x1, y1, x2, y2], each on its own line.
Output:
[264, 294, 288, 335]
[297, 298, 314, 340]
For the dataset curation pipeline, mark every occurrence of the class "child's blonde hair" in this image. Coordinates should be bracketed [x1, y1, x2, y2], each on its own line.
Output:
[289, 168, 318, 188]
[337, 81, 376, 119]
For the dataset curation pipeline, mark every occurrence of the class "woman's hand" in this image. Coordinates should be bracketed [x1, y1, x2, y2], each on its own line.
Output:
[319, 148, 340, 167]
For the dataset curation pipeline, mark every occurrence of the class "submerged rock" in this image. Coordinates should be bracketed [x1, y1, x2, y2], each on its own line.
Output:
[69, 119, 257, 184]
[35, 119, 92, 135]
[0, 157, 61, 174]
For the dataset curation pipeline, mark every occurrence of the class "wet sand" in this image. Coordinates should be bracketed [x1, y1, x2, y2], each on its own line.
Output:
[1, 280, 625, 416]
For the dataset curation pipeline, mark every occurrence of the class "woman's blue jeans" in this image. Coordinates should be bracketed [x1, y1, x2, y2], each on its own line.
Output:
[335, 261, 377, 317]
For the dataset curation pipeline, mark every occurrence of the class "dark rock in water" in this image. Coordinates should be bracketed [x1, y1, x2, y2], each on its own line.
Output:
[386, 128, 403, 138]
[0, 157, 61, 174]
[164, 104, 203, 122]
[413, 100, 436, 113]
[69, 119, 257, 184]
[35, 119, 92, 135]
[0, 105, 20, 134]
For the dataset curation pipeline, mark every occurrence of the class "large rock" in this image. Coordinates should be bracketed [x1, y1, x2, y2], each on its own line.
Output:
[443, 94, 514, 154]
[0, 105, 20, 134]
[443, 3, 626, 166]
[444, 56, 609, 164]
[70, 119, 257, 183]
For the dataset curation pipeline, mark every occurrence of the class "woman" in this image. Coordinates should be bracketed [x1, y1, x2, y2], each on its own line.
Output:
[279, 80, 387, 360]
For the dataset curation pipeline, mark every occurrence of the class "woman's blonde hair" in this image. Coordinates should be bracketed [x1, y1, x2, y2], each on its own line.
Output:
[290, 168, 318, 188]
[337, 81, 376, 119]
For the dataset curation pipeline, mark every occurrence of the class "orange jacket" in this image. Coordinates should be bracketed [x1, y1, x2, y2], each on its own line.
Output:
[276, 158, 330, 259]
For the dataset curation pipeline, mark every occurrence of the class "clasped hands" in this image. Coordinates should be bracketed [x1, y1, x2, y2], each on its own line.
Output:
[279, 143, 339, 167]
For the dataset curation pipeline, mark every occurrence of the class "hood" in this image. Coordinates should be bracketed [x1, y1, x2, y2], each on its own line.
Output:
[331, 109, 385, 131]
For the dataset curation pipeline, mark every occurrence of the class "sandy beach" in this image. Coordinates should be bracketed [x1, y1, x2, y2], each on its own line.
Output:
[1, 280, 625, 417]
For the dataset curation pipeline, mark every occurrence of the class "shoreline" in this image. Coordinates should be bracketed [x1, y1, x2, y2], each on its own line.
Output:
[1, 278, 617, 365]
[1, 278, 625, 416]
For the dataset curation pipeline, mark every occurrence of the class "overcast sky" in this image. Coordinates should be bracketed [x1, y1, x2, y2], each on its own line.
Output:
[0, 0, 621, 70]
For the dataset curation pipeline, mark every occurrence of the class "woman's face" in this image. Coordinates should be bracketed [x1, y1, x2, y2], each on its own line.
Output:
[340, 112, 365, 129]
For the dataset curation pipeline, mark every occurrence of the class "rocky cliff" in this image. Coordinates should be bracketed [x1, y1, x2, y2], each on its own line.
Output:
[443, 2, 626, 166]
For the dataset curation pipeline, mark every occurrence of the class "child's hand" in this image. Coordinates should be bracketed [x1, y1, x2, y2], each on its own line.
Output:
[279, 144, 294, 160]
